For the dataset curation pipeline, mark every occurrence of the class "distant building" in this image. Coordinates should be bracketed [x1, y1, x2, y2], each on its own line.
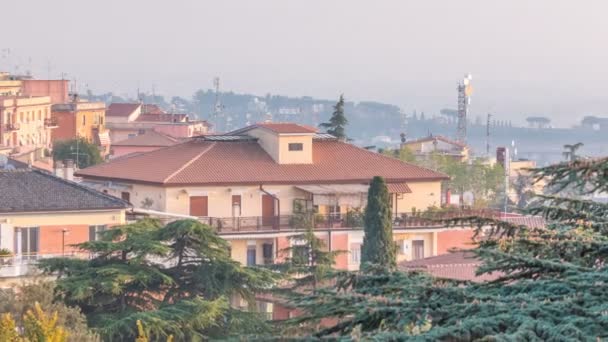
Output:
[0, 95, 55, 155]
[401, 135, 470, 162]
[0, 72, 69, 104]
[110, 130, 182, 158]
[51, 100, 111, 155]
[105, 103, 210, 143]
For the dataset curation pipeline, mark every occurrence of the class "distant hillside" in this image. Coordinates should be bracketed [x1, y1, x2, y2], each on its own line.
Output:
[87, 89, 607, 165]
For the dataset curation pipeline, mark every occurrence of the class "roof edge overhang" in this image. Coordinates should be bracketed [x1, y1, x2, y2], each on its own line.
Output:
[75, 175, 449, 187]
[0, 207, 130, 215]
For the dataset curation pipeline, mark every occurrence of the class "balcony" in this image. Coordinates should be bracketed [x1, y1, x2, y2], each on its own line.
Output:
[44, 118, 59, 128]
[195, 209, 494, 234]
[0, 252, 88, 278]
[4, 122, 20, 131]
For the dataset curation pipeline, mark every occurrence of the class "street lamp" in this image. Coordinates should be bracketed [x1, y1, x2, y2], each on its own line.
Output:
[61, 228, 69, 256]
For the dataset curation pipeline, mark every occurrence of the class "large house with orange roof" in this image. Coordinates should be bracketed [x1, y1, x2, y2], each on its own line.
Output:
[76, 122, 472, 269]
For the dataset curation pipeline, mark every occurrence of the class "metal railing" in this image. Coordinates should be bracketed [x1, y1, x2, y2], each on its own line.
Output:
[44, 118, 59, 127]
[195, 209, 496, 233]
[4, 122, 20, 131]
[0, 252, 87, 278]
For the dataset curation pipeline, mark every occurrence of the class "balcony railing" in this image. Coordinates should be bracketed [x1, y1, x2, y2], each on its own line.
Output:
[0, 252, 87, 278]
[44, 118, 59, 128]
[4, 122, 20, 131]
[195, 209, 495, 234]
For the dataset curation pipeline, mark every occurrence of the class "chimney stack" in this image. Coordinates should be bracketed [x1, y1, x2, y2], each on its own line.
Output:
[54, 160, 65, 179]
[64, 159, 74, 181]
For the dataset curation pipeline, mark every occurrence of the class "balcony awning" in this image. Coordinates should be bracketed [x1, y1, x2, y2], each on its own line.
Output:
[386, 183, 412, 194]
[295, 184, 369, 207]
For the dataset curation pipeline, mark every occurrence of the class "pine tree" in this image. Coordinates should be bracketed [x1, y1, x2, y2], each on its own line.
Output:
[276, 157, 608, 340]
[361, 176, 395, 270]
[319, 94, 348, 140]
[39, 219, 276, 341]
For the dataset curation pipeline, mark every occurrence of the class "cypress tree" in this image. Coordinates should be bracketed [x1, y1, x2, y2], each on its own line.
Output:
[361, 176, 395, 270]
[319, 94, 348, 140]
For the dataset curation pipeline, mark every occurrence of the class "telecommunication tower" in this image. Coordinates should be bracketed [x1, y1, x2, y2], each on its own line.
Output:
[456, 74, 473, 143]
[212, 77, 223, 132]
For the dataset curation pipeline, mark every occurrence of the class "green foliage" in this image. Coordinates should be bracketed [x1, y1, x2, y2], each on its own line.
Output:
[411, 153, 505, 207]
[319, 94, 348, 140]
[39, 219, 276, 341]
[381, 146, 416, 163]
[345, 208, 364, 227]
[0, 280, 95, 341]
[52, 138, 103, 169]
[276, 157, 608, 340]
[361, 176, 395, 270]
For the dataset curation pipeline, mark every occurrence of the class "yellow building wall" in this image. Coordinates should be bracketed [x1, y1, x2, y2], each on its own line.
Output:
[165, 185, 307, 217]
[396, 181, 442, 213]
[1, 96, 52, 149]
[1, 209, 126, 226]
[75, 108, 105, 143]
[394, 232, 435, 263]
[277, 135, 313, 164]
[246, 128, 313, 164]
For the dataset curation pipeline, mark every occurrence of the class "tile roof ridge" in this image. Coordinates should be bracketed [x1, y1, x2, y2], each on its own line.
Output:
[162, 141, 217, 183]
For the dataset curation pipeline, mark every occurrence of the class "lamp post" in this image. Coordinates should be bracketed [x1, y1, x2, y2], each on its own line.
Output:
[61, 228, 69, 256]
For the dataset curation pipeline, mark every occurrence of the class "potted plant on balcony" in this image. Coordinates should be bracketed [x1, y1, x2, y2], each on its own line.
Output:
[345, 208, 364, 228]
[0, 248, 13, 266]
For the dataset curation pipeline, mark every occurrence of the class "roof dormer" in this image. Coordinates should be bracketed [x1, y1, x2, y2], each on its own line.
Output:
[232, 123, 317, 164]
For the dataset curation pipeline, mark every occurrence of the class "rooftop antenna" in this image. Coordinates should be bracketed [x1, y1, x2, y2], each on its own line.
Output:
[456, 74, 473, 144]
[212, 77, 223, 132]
[486, 113, 492, 157]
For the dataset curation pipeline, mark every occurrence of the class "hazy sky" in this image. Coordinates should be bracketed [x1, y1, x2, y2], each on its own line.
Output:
[2, 0, 607, 126]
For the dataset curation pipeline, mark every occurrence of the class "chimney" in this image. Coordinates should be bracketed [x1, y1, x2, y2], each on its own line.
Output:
[54, 160, 65, 179]
[64, 159, 74, 181]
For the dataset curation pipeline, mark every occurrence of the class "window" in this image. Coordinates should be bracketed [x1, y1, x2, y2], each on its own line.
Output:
[232, 195, 242, 217]
[412, 240, 425, 260]
[288, 143, 303, 151]
[247, 245, 257, 266]
[127, 134, 136, 139]
[262, 243, 273, 264]
[328, 205, 341, 219]
[89, 225, 107, 241]
[17, 227, 39, 258]
[121, 192, 131, 203]
[82, 115, 86, 126]
[350, 243, 361, 264]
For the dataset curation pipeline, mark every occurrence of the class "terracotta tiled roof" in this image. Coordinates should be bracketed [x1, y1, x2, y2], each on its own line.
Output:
[107, 103, 141, 117]
[386, 183, 412, 193]
[501, 215, 546, 228]
[0, 169, 129, 213]
[404, 135, 468, 149]
[112, 130, 181, 147]
[229, 122, 318, 135]
[77, 139, 448, 186]
[136, 113, 188, 123]
[399, 251, 502, 282]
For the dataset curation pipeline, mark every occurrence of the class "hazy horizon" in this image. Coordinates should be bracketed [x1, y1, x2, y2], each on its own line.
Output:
[3, 0, 608, 127]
